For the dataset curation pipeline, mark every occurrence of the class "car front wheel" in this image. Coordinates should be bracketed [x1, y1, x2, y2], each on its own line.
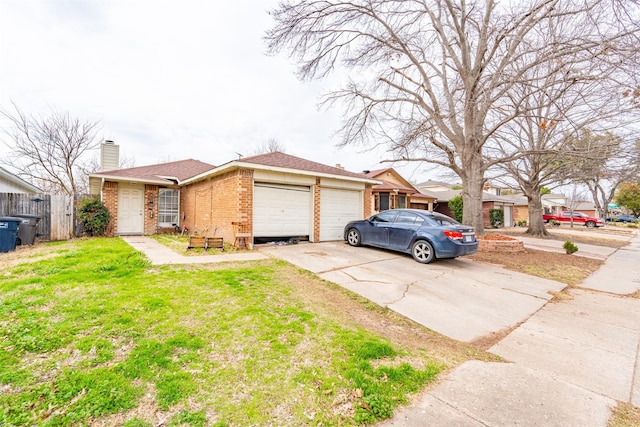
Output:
[411, 240, 435, 264]
[585, 221, 596, 228]
[346, 228, 361, 246]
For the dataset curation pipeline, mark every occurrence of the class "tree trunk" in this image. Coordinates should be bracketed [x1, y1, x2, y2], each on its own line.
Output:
[525, 191, 549, 237]
[460, 164, 486, 235]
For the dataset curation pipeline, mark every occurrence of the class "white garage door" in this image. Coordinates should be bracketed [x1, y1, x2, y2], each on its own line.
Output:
[319, 188, 362, 241]
[253, 183, 311, 237]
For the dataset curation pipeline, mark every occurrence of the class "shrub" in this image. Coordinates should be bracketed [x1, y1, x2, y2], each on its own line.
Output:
[563, 240, 578, 255]
[78, 198, 111, 236]
[489, 209, 504, 228]
[517, 220, 528, 227]
[449, 195, 463, 222]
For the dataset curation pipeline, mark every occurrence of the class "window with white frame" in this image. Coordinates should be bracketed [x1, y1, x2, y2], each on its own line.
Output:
[158, 189, 180, 227]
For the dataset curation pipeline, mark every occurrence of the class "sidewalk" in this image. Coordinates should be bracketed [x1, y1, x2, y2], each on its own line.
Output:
[517, 235, 617, 260]
[382, 232, 640, 426]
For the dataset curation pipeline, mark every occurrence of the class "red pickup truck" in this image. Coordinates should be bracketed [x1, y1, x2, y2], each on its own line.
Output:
[543, 211, 605, 228]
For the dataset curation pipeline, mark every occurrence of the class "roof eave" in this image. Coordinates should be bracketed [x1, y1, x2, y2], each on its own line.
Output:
[182, 161, 382, 186]
[89, 173, 172, 186]
[0, 168, 42, 193]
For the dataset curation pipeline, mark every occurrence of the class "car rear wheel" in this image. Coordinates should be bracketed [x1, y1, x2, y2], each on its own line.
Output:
[411, 240, 435, 264]
[346, 228, 361, 246]
[585, 221, 596, 228]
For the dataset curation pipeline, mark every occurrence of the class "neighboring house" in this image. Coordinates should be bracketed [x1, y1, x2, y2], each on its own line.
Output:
[90, 151, 379, 246]
[363, 168, 436, 212]
[501, 193, 568, 225]
[416, 180, 460, 192]
[0, 166, 42, 193]
[414, 183, 515, 228]
[570, 200, 597, 217]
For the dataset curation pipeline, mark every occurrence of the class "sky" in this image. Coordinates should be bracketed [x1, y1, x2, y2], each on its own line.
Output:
[0, 0, 440, 184]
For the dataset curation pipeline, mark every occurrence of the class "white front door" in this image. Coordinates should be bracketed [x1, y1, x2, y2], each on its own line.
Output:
[118, 187, 144, 235]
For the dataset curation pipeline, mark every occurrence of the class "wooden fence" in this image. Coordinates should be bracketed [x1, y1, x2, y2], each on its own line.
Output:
[0, 193, 83, 241]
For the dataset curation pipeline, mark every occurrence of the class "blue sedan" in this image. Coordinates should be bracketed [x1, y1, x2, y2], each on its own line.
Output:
[343, 209, 478, 263]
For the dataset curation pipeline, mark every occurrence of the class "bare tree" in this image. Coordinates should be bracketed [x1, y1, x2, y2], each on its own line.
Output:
[566, 132, 640, 218]
[250, 138, 287, 155]
[492, 41, 636, 236]
[266, 0, 640, 233]
[1, 103, 101, 195]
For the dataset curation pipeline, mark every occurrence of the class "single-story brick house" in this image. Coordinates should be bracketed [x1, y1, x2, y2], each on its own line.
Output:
[413, 185, 516, 228]
[363, 168, 436, 212]
[89, 151, 379, 246]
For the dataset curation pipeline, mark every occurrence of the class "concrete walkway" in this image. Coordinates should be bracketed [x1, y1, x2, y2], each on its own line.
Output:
[120, 235, 267, 265]
[383, 232, 640, 426]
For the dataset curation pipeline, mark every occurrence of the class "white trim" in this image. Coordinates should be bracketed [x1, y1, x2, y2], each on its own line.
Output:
[182, 161, 381, 186]
[88, 173, 170, 186]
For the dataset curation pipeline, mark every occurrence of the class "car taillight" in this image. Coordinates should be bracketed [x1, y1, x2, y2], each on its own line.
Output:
[443, 230, 463, 240]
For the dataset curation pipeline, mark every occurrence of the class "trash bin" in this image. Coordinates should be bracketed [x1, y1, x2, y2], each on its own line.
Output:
[0, 217, 22, 253]
[14, 214, 41, 245]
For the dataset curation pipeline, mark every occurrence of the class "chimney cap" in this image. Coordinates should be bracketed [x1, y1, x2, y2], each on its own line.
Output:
[362, 170, 370, 174]
[104, 140, 114, 144]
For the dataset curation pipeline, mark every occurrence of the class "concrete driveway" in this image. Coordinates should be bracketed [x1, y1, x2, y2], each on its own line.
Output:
[260, 241, 565, 343]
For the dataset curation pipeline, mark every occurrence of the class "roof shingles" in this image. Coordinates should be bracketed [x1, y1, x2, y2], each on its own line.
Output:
[239, 151, 367, 179]
[93, 159, 215, 184]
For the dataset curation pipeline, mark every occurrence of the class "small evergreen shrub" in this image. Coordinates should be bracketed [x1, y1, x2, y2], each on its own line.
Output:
[563, 240, 578, 255]
[489, 208, 504, 228]
[449, 195, 463, 223]
[78, 198, 111, 236]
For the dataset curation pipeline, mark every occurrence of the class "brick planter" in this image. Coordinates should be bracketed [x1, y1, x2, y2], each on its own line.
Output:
[478, 235, 526, 253]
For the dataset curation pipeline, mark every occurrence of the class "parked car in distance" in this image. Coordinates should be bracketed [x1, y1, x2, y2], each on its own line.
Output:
[542, 211, 605, 228]
[605, 214, 638, 223]
[343, 209, 478, 264]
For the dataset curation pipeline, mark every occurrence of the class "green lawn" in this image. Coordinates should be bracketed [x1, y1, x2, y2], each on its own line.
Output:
[0, 238, 488, 426]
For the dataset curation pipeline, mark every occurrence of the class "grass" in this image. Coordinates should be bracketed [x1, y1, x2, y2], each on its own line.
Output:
[149, 233, 236, 255]
[609, 402, 640, 427]
[0, 238, 486, 426]
[469, 248, 603, 286]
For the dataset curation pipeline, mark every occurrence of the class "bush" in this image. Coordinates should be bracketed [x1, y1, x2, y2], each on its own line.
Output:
[449, 195, 463, 223]
[517, 220, 528, 227]
[78, 198, 111, 236]
[563, 240, 578, 255]
[489, 208, 504, 228]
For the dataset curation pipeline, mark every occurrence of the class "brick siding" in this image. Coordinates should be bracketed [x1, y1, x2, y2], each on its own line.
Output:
[102, 181, 118, 236]
[181, 169, 254, 244]
[144, 185, 159, 235]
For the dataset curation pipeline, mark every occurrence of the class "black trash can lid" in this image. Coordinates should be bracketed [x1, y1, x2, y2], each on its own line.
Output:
[0, 216, 24, 221]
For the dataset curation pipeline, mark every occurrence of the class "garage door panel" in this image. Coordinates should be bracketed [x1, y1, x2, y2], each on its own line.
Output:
[320, 188, 362, 241]
[254, 184, 311, 237]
